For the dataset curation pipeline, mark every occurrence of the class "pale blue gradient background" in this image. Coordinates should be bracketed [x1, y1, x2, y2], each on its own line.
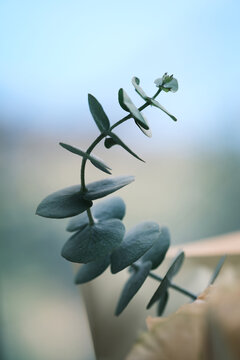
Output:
[1, 0, 240, 150]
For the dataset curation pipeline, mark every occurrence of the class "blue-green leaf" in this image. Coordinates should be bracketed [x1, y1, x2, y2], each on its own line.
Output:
[67, 196, 126, 232]
[134, 117, 152, 138]
[62, 219, 125, 263]
[118, 88, 149, 130]
[209, 255, 226, 285]
[157, 290, 169, 316]
[150, 99, 177, 122]
[147, 251, 185, 309]
[109, 132, 145, 162]
[131, 77, 148, 100]
[115, 261, 152, 316]
[88, 94, 110, 132]
[111, 221, 160, 274]
[141, 227, 170, 269]
[59, 142, 111, 174]
[167, 251, 185, 278]
[75, 256, 110, 284]
[83, 176, 134, 201]
[147, 273, 170, 310]
[36, 185, 92, 219]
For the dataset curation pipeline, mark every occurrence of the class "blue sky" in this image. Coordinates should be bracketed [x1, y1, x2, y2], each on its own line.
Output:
[1, 0, 240, 150]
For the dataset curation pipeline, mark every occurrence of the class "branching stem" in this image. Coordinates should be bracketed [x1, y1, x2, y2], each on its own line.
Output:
[80, 88, 162, 225]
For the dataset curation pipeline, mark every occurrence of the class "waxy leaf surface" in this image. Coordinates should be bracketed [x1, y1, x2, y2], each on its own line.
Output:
[62, 219, 125, 263]
[141, 227, 170, 269]
[88, 94, 110, 132]
[109, 132, 144, 162]
[134, 117, 152, 138]
[147, 251, 185, 309]
[111, 221, 160, 273]
[83, 176, 134, 201]
[150, 99, 177, 122]
[115, 261, 152, 316]
[118, 88, 149, 130]
[67, 196, 126, 232]
[75, 256, 110, 284]
[36, 185, 92, 219]
[131, 77, 148, 100]
[59, 142, 111, 174]
[157, 290, 169, 316]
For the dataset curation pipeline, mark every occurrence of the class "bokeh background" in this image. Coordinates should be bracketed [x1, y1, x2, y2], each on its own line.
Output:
[1, 1, 240, 359]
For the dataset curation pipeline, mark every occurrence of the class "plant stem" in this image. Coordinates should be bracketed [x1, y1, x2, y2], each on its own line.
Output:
[148, 271, 197, 300]
[80, 133, 105, 191]
[87, 208, 95, 225]
[80, 87, 162, 225]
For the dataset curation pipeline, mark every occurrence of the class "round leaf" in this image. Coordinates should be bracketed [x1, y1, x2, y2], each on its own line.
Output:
[88, 94, 110, 132]
[36, 185, 92, 219]
[67, 196, 126, 232]
[141, 227, 170, 269]
[75, 256, 110, 284]
[62, 219, 125, 264]
[115, 261, 152, 316]
[83, 175, 134, 201]
[111, 221, 160, 274]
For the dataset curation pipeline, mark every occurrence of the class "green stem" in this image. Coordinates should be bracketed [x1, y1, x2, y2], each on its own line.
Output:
[152, 88, 161, 100]
[80, 133, 105, 191]
[80, 87, 162, 225]
[87, 208, 95, 225]
[148, 271, 197, 300]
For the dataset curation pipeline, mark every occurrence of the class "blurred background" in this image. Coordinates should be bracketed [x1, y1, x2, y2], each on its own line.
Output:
[1, 0, 240, 359]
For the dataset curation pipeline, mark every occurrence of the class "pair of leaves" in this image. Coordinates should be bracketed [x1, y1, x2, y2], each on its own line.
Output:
[132, 76, 177, 122]
[62, 219, 125, 263]
[118, 88, 149, 131]
[147, 251, 185, 309]
[113, 225, 170, 315]
[88, 94, 146, 162]
[36, 176, 134, 219]
[60, 142, 111, 175]
[67, 196, 126, 232]
[72, 197, 126, 283]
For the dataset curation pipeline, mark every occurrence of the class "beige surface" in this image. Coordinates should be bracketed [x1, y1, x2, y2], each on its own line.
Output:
[168, 231, 240, 258]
